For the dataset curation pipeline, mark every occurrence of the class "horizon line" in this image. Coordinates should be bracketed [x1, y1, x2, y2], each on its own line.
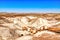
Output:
[0, 8, 60, 13]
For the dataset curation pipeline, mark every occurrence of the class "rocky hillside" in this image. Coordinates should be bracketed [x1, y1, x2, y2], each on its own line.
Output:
[0, 13, 60, 40]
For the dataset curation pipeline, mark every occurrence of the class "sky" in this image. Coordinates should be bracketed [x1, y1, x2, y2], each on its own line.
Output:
[0, 0, 60, 13]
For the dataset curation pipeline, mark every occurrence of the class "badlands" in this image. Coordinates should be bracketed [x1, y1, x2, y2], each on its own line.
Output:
[0, 13, 60, 40]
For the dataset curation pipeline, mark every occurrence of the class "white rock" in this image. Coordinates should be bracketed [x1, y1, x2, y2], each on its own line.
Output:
[15, 36, 32, 40]
[15, 30, 30, 36]
[34, 30, 56, 37]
